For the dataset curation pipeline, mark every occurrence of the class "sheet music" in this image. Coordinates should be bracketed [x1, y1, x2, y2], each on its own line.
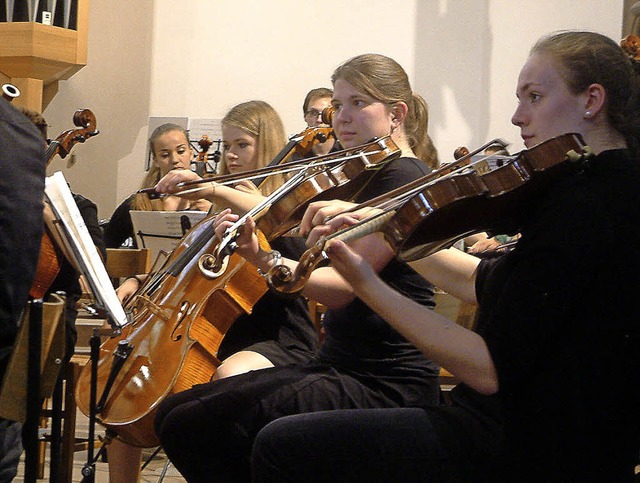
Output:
[45, 172, 128, 328]
[130, 210, 208, 262]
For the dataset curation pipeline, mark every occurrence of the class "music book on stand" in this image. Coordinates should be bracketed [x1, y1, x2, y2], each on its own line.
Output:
[45, 171, 128, 328]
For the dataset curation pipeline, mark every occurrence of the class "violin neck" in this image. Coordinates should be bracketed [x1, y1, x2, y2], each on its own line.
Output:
[45, 140, 61, 165]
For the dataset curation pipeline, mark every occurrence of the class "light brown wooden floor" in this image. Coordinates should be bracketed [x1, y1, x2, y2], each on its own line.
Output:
[17, 407, 187, 482]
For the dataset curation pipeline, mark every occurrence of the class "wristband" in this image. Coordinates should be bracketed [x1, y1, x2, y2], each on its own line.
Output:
[128, 275, 144, 285]
[256, 250, 282, 278]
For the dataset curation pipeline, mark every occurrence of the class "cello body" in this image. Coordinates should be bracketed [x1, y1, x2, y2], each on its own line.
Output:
[75, 217, 268, 447]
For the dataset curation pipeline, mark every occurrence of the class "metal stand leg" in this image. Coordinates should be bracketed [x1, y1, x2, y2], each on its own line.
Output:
[24, 299, 43, 483]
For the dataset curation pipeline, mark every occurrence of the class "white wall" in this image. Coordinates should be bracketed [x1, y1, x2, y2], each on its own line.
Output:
[414, 0, 623, 160]
[148, 0, 419, 133]
[42, 0, 624, 218]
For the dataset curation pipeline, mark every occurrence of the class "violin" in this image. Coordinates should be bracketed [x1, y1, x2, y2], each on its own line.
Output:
[29, 108, 99, 299]
[621, 34, 640, 62]
[75, 217, 271, 447]
[164, 124, 336, 194]
[256, 135, 400, 240]
[266, 133, 593, 296]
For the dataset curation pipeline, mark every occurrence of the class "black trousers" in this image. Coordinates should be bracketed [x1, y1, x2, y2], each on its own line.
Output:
[154, 362, 439, 482]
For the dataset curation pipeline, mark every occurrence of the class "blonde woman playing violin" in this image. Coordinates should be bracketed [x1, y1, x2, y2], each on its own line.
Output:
[104, 123, 211, 250]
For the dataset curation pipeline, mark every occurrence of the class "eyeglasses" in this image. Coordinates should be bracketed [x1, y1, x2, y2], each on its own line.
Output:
[305, 109, 323, 119]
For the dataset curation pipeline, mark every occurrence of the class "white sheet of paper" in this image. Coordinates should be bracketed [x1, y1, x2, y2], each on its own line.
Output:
[45, 171, 128, 327]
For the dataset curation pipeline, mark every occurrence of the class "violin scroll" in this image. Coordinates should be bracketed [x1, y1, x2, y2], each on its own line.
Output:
[621, 34, 640, 62]
[293, 125, 336, 157]
[321, 106, 335, 126]
[453, 146, 470, 160]
[46, 108, 99, 163]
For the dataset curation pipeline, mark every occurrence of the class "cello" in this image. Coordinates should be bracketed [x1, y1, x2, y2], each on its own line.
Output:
[75, 219, 270, 447]
[30, 108, 99, 299]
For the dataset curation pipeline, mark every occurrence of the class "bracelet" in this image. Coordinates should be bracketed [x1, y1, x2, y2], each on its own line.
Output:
[256, 250, 282, 278]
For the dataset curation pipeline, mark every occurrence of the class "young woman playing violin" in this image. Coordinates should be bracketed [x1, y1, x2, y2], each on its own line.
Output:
[251, 31, 640, 482]
[151, 53, 442, 482]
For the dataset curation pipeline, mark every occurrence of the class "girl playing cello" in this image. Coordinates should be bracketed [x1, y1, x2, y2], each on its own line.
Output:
[106, 101, 320, 482]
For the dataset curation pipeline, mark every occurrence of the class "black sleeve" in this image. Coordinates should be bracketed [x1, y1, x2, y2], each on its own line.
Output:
[104, 195, 135, 248]
[73, 193, 107, 260]
[0, 99, 46, 369]
[354, 157, 430, 203]
[475, 180, 606, 392]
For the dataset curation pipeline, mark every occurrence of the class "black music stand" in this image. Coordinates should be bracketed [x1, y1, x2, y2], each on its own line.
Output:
[23, 299, 43, 483]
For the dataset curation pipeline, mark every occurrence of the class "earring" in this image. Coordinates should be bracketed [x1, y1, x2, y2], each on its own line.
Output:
[585, 110, 592, 118]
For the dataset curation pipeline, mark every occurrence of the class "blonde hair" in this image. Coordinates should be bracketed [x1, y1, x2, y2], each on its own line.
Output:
[132, 123, 191, 211]
[331, 53, 438, 168]
[221, 100, 287, 195]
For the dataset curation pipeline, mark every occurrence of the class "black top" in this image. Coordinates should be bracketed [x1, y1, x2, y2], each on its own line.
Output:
[0, 99, 46, 377]
[218, 235, 319, 364]
[319, 157, 440, 387]
[442, 149, 640, 481]
[104, 193, 136, 248]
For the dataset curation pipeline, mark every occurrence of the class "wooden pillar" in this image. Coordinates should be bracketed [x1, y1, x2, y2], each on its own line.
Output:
[9, 77, 43, 112]
[0, 0, 89, 112]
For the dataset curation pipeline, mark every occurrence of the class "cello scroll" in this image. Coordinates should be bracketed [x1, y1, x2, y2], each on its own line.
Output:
[45, 108, 99, 161]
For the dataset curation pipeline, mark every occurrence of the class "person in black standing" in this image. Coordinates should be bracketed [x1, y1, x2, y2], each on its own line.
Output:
[0, 97, 46, 482]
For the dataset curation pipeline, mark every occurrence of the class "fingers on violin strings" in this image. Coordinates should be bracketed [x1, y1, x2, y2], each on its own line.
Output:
[327, 213, 360, 232]
[305, 223, 335, 247]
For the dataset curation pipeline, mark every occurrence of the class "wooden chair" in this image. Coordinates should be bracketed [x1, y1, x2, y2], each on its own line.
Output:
[0, 294, 66, 482]
[33, 249, 152, 481]
[307, 299, 327, 344]
[105, 247, 152, 286]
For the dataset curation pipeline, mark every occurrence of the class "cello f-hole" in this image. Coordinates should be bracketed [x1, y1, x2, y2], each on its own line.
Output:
[170, 301, 191, 342]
